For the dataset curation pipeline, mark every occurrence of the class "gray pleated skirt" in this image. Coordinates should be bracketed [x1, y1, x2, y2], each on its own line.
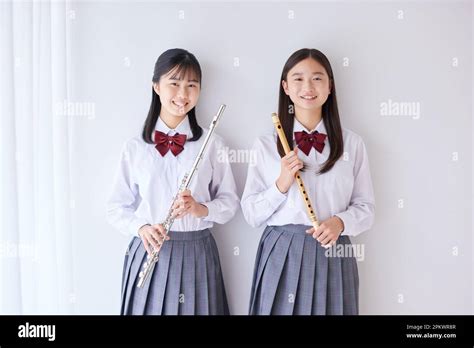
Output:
[120, 229, 229, 315]
[249, 224, 359, 315]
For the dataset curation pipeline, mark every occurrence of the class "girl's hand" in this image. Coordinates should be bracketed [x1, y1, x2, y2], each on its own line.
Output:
[305, 216, 345, 248]
[138, 223, 170, 255]
[275, 147, 304, 194]
[172, 189, 209, 219]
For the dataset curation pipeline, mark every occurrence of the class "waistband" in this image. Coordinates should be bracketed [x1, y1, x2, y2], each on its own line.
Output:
[266, 224, 313, 234]
[166, 228, 211, 241]
[267, 224, 350, 242]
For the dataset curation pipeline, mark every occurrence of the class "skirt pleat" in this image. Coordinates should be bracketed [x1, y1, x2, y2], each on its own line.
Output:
[213, 236, 229, 314]
[249, 224, 359, 315]
[293, 234, 316, 315]
[271, 232, 305, 315]
[163, 240, 184, 315]
[194, 238, 210, 315]
[258, 231, 292, 314]
[120, 229, 229, 315]
[326, 251, 343, 314]
[249, 228, 284, 313]
[180, 241, 196, 315]
[122, 239, 147, 314]
[143, 239, 173, 315]
[314, 239, 329, 314]
[342, 252, 359, 314]
[203, 236, 218, 315]
[120, 237, 141, 314]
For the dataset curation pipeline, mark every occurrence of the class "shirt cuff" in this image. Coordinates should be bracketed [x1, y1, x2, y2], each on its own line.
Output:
[128, 218, 150, 238]
[201, 201, 217, 223]
[264, 182, 288, 210]
[334, 211, 352, 237]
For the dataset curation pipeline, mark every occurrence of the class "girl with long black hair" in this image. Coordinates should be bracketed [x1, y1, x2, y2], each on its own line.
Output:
[241, 48, 375, 315]
[107, 48, 238, 315]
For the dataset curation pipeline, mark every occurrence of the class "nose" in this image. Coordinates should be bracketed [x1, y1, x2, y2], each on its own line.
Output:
[176, 85, 188, 99]
[302, 79, 314, 92]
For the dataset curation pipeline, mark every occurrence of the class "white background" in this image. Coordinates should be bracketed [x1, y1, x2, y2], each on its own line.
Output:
[17, 0, 472, 314]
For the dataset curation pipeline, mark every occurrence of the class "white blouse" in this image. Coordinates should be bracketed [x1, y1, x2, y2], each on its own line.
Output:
[106, 116, 239, 237]
[241, 118, 375, 237]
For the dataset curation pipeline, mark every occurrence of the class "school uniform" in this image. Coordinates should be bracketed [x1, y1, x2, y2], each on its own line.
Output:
[107, 115, 239, 315]
[241, 118, 375, 315]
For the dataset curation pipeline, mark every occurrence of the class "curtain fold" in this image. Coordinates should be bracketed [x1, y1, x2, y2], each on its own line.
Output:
[0, 0, 75, 314]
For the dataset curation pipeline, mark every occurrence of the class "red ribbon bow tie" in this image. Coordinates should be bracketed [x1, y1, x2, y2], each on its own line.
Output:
[154, 131, 187, 157]
[294, 130, 327, 156]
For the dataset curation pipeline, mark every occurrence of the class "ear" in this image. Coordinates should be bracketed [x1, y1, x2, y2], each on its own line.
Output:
[153, 82, 160, 95]
[282, 80, 289, 95]
[328, 79, 332, 95]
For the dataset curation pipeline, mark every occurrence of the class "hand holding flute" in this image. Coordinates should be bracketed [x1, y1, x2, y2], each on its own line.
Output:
[275, 147, 304, 194]
[272, 113, 342, 248]
[138, 190, 208, 255]
[138, 224, 169, 256]
[136, 104, 226, 288]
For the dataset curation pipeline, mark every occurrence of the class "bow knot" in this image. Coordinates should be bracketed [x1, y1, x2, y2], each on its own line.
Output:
[154, 131, 187, 157]
[294, 130, 327, 155]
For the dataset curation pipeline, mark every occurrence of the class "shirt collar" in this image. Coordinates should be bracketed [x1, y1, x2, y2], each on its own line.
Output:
[293, 117, 326, 134]
[155, 115, 192, 138]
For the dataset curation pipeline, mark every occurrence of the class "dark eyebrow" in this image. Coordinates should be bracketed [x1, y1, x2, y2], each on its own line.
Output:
[169, 76, 200, 83]
[290, 71, 325, 77]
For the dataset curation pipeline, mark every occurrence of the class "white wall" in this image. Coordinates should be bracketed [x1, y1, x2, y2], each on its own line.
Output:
[67, 0, 472, 314]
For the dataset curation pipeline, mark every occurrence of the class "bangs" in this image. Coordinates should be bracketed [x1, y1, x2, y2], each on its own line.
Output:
[168, 62, 201, 82]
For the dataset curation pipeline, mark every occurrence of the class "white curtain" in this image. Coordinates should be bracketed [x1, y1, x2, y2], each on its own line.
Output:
[0, 0, 75, 314]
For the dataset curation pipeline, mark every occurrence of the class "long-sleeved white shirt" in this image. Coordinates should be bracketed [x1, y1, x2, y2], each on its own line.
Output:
[106, 115, 239, 237]
[241, 118, 375, 237]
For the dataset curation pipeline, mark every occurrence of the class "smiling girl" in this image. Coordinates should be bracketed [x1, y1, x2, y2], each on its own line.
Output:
[107, 48, 238, 315]
[241, 48, 375, 315]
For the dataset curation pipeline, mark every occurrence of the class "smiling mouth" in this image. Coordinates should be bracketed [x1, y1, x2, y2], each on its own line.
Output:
[300, 95, 317, 100]
[172, 100, 188, 108]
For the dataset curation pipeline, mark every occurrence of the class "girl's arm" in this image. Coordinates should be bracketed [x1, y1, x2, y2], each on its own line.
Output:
[241, 138, 288, 228]
[200, 136, 239, 224]
[334, 138, 375, 237]
[106, 141, 150, 237]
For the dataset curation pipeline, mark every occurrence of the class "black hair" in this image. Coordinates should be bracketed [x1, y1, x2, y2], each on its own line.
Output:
[142, 48, 203, 143]
[277, 48, 344, 174]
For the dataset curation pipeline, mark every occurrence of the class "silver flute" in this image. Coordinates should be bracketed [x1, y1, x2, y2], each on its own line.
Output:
[137, 104, 226, 288]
